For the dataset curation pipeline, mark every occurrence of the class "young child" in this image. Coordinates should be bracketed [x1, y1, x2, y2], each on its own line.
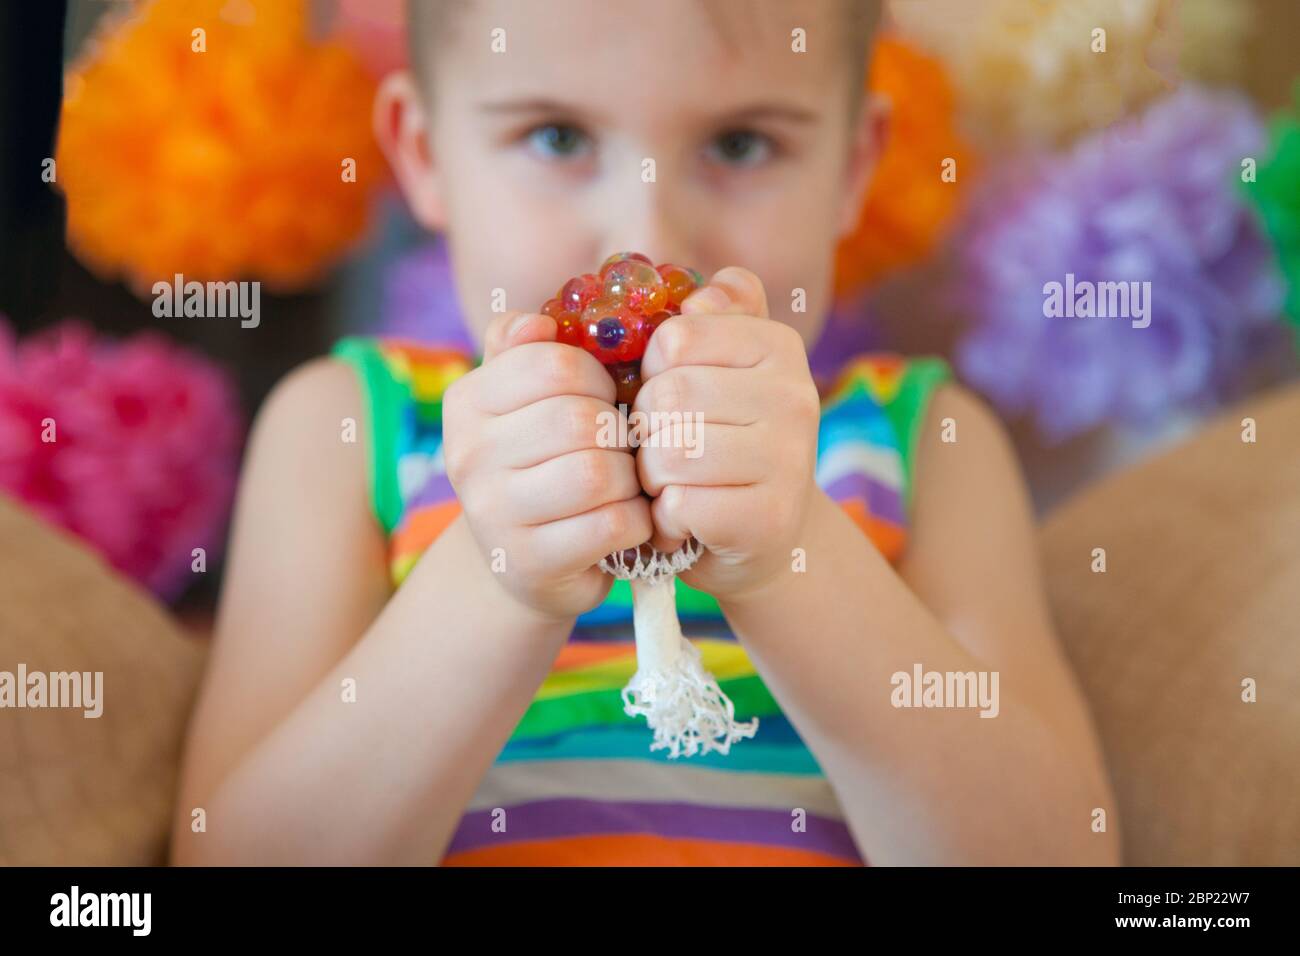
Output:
[172, 0, 1120, 866]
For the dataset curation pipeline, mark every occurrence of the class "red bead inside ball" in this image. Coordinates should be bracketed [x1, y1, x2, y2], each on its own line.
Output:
[544, 253, 702, 405]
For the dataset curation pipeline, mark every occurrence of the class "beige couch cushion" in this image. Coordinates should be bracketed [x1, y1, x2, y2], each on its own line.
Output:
[0, 494, 206, 865]
[1040, 382, 1300, 865]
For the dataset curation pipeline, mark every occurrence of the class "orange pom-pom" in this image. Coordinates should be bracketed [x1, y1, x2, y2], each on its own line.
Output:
[833, 35, 976, 298]
[56, 0, 387, 295]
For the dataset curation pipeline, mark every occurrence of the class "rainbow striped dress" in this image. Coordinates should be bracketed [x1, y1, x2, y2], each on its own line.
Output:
[333, 336, 951, 866]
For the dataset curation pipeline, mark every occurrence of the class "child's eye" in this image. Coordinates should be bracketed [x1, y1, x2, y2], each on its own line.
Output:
[705, 129, 776, 168]
[526, 123, 592, 160]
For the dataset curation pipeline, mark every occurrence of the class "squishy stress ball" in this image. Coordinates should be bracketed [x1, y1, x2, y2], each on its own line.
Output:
[539, 252, 759, 757]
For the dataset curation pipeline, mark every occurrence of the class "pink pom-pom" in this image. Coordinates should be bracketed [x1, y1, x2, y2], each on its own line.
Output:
[0, 317, 243, 601]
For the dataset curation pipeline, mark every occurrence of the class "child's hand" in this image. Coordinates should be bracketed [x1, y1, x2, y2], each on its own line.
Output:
[632, 267, 822, 600]
[441, 311, 654, 621]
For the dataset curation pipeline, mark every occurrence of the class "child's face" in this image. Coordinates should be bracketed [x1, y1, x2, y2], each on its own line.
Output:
[382, 0, 881, 352]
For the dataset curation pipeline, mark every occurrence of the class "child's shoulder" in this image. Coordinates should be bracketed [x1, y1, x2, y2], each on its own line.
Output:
[257, 353, 368, 440]
[822, 351, 953, 412]
[333, 335, 476, 388]
[246, 355, 370, 483]
[822, 350, 956, 480]
[251, 335, 469, 487]
[323, 336, 477, 535]
[821, 350, 1014, 528]
[247, 340, 392, 450]
[330, 335, 476, 422]
[875, 351, 1025, 554]
[224, 353, 380, 573]
[241, 343, 453, 551]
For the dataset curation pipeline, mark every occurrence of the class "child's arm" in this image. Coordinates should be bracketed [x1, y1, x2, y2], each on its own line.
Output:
[640, 267, 1119, 865]
[720, 384, 1121, 865]
[171, 314, 651, 865]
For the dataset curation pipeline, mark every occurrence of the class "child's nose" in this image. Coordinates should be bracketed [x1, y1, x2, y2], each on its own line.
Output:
[601, 183, 698, 272]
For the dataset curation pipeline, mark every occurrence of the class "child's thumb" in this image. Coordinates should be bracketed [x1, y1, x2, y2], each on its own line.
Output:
[681, 266, 769, 319]
[480, 311, 556, 363]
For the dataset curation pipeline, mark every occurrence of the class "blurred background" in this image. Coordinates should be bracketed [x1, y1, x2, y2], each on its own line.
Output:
[2, 0, 1298, 629]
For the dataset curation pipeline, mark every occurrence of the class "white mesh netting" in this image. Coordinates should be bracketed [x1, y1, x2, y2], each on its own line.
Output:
[601, 539, 759, 758]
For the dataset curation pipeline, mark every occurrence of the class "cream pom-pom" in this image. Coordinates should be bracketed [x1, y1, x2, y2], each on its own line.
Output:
[888, 0, 1251, 148]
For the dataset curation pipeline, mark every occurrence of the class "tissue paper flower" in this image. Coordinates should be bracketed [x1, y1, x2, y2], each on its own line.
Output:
[56, 0, 386, 295]
[949, 87, 1289, 443]
[336, 0, 405, 77]
[1242, 82, 1300, 330]
[808, 293, 887, 385]
[1168, 0, 1255, 87]
[887, 0, 1248, 148]
[0, 319, 243, 601]
[380, 237, 474, 351]
[833, 35, 975, 297]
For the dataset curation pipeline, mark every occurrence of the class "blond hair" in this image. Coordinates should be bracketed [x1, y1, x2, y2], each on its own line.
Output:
[407, 0, 880, 117]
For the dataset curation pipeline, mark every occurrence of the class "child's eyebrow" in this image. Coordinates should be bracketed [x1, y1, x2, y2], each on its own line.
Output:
[472, 97, 611, 127]
[474, 98, 820, 126]
[716, 104, 820, 126]
[475, 98, 580, 114]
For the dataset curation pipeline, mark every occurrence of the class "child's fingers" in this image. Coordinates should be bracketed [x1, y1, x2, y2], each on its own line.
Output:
[636, 423, 763, 498]
[647, 523, 686, 556]
[681, 266, 769, 319]
[481, 311, 556, 364]
[510, 448, 643, 526]
[491, 395, 630, 471]
[472, 340, 617, 416]
[630, 365, 765, 426]
[650, 484, 746, 555]
[528, 495, 654, 578]
[640, 313, 775, 378]
[647, 484, 694, 554]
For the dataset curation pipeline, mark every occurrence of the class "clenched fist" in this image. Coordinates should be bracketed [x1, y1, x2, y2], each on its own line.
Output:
[441, 311, 654, 620]
[632, 267, 822, 600]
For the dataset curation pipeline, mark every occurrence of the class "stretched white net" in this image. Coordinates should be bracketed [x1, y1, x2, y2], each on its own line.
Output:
[598, 537, 704, 584]
[600, 539, 759, 758]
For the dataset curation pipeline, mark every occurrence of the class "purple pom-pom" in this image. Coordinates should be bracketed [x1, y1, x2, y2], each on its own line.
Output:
[948, 86, 1290, 443]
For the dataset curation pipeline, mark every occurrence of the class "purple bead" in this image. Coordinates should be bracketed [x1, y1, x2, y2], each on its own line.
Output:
[595, 316, 625, 351]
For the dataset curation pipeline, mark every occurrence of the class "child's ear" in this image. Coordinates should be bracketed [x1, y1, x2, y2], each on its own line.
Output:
[373, 71, 447, 231]
[836, 92, 890, 238]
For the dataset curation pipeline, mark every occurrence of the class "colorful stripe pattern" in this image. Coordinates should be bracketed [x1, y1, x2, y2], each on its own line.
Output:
[333, 336, 951, 865]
